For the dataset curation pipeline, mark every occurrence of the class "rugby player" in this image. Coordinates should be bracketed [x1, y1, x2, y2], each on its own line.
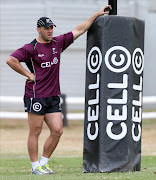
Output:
[6, 5, 111, 175]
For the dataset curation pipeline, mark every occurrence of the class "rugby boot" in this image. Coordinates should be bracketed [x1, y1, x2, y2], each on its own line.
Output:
[41, 164, 56, 174]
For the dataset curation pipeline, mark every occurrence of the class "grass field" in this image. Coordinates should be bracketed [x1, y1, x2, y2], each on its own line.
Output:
[0, 119, 156, 179]
[0, 156, 156, 180]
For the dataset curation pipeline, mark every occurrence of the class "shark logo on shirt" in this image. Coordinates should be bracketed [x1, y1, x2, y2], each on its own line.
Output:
[52, 48, 58, 54]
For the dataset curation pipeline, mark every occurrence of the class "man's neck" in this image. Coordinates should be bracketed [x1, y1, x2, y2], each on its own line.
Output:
[36, 37, 51, 44]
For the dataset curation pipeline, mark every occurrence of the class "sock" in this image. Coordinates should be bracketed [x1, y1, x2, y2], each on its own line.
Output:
[40, 156, 49, 166]
[31, 161, 40, 171]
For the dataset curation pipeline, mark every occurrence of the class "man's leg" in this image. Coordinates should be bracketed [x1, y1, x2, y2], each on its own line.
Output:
[27, 112, 44, 162]
[42, 112, 63, 158]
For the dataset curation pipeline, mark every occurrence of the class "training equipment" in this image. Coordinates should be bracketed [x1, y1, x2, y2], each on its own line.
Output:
[83, 15, 145, 172]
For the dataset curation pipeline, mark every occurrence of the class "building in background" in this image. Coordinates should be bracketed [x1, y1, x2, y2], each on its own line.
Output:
[0, 0, 156, 111]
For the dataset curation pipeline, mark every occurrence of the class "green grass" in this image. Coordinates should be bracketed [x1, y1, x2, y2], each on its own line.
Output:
[0, 156, 156, 180]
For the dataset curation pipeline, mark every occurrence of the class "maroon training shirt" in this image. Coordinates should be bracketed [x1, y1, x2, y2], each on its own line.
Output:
[10, 32, 74, 98]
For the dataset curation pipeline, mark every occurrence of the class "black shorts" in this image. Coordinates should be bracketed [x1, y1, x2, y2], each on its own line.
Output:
[24, 96, 62, 115]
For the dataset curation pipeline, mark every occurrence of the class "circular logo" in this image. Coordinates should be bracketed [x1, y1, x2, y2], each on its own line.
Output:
[87, 46, 102, 73]
[53, 57, 58, 64]
[105, 46, 131, 73]
[132, 48, 144, 75]
[33, 102, 42, 112]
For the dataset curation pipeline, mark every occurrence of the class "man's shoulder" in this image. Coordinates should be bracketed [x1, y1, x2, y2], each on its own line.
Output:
[21, 39, 37, 54]
[29, 39, 38, 47]
[52, 36, 59, 42]
[52, 32, 73, 43]
[52, 37, 58, 43]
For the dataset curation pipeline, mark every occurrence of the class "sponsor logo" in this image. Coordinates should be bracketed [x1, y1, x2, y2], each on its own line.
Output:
[33, 102, 42, 112]
[86, 45, 144, 142]
[87, 46, 102, 141]
[131, 48, 144, 142]
[38, 54, 45, 57]
[53, 57, 58, 64]
[41, 57, 58, 68]
[132, 48, 144, 75]
[105, 46, 131, 73]
[104, 46, 144, 141]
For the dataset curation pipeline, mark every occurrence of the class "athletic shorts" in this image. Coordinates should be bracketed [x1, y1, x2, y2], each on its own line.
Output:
[24, 96, 62, 115]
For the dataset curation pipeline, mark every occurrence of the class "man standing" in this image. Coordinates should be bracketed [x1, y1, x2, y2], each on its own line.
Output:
[6, 5, 111, 175]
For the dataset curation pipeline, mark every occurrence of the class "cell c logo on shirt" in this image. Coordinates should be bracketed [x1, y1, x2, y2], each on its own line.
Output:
[33, 102, 42, 112]
[53, 57, 58, 64]
[41, 57, 58, 68]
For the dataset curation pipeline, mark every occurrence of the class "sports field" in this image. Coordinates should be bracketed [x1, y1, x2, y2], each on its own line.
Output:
[0, 119, 156, 179]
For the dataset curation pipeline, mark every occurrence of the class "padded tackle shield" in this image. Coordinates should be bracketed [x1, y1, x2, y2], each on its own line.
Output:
[83, 16, 145, 172]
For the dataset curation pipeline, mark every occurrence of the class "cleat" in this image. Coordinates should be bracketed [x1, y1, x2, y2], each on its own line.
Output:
[41, 164, 56, 174]
[31, 166, 48, 175]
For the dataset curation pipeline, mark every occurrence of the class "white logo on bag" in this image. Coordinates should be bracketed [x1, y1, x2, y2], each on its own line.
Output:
[87, 46, 102, 73]
[33, 102, 42, 112]
[132, 48, 144, 75]
[104, 46, 144, 141]
[86, 45, 144, 142]
[87, 46, 102, 141]
[105, 46, 131, 73]
[131, 48, 144, 142]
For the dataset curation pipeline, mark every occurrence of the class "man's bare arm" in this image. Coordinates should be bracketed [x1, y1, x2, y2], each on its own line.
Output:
[6, 56, 35, 82]
[72, 5, 111, 40]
